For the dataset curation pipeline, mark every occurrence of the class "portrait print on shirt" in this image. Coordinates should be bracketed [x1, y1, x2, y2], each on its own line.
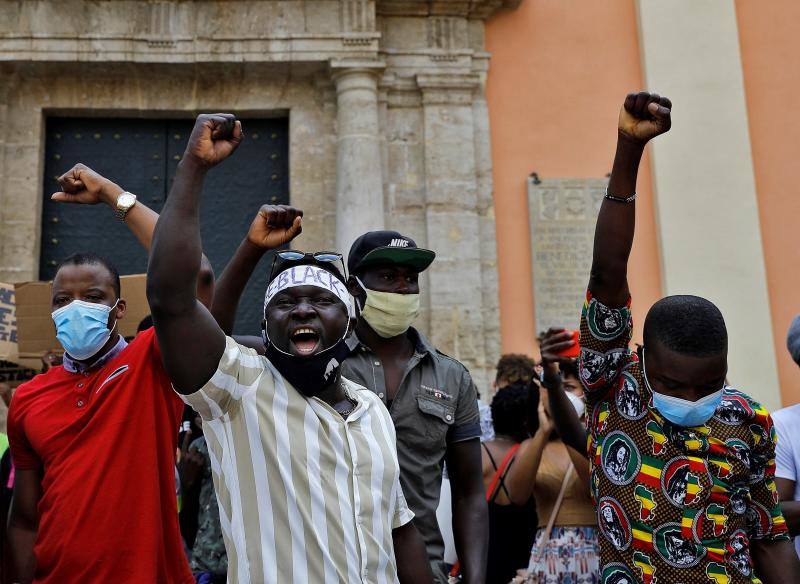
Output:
[726, 530, 753, 577]
[601, 431, 641, 485]
[600, 563, 638, 584]
[615, 372, 646, 420]
[653, 523, 705, 568]
[598, 497, 632, 551]
[714, 394, 754, 426]
[585, 298, 630, 341]
[660, 457, 708, 508]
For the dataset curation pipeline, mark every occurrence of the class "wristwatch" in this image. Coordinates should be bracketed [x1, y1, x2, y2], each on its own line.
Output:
[114, 192, 137, 221]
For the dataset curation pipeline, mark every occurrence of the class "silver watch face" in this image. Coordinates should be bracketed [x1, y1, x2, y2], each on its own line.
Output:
[117, 193, 136, 209]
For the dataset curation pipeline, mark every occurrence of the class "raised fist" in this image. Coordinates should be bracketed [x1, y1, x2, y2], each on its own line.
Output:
[184, 113, 243, 167]
[51, 163, 123, 206]
[540, 327, 576, 366]
[618, 92, 672, 144]
[247, 204, 303, 250]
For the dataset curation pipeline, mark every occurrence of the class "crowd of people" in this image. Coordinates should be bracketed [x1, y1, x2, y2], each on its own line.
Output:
[0, 92, 799, 584]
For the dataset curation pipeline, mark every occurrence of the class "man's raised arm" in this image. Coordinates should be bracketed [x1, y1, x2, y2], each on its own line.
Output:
[590, 92, 671, 307]
[147, 114, 242, 393]
[52, 163, 159, 251]
[211, 204, 302, 336]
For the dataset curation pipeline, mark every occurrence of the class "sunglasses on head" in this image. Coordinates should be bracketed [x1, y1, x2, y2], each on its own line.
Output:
[268, 250, 347, 282]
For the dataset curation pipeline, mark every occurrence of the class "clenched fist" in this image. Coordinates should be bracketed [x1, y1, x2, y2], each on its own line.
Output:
[184, 113, 243, 168]
[247, 204, 303, 250]
[51, 163, 123, 207]
[618, 92, 672, 144]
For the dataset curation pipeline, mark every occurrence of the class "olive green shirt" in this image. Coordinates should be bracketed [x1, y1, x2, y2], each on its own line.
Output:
[342, 328, 481, 583]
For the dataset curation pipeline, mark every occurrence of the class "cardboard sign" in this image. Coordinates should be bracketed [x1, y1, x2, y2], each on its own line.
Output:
[0, 282, 18, 361]
[15, 274, 149, 358]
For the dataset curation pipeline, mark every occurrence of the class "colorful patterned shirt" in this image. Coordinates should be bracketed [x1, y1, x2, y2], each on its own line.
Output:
[579, 291, 789, 584]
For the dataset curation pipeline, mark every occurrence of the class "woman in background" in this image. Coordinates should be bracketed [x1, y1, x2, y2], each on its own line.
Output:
[481, 381, 540, 584]
[508, 329, 600, 584]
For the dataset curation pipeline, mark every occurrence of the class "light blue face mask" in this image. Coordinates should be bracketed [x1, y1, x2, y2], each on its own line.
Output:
[642, 348, 724, 427]
[51, 299, 118, 361]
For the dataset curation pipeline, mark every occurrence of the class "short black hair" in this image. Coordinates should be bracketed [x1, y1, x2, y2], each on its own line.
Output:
[491, 381, 539, 443]
[55, 252, 121, 298]
[137, 315, 153, 333]
[495, 353, 537, 385]
[560, 359, 579, 380]
[643, 295, 727, 357]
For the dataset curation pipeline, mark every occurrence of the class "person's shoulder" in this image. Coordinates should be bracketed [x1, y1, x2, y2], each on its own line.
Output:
[124, 328, 160, 360]
[129, 326, 156, 346]
[715, 387, 775, 438]
[231, 334, 266, 355]
[343, 376, 388, 409]
[11, 368, 64, 400]
[433, 350, 475, 393]
[342, 376, 377, 401]
[226, 335, 266, 368]
[772, 402, 800, 425]
[720, 386, 767, 413]
[414, 328, 471, 374]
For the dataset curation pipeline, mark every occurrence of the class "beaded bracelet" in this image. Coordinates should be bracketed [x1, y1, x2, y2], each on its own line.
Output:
[604, 188, 637, 203]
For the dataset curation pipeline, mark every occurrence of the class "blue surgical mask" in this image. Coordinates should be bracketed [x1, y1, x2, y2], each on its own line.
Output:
[642, 349, 724, 427]
[52, 299, 118, 361]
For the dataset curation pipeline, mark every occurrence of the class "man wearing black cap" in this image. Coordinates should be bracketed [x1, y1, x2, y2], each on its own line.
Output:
[344, 231, 488, 583]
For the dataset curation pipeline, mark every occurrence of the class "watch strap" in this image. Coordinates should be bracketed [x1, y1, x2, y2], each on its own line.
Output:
[114, 192, 136, 221]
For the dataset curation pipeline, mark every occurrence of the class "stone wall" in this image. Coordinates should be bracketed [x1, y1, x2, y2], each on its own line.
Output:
[0, 0, 520, 388]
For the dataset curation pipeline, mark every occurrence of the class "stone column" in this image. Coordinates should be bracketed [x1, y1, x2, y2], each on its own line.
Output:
[417, 73, 490, 387]
[331, 60, 386, 253]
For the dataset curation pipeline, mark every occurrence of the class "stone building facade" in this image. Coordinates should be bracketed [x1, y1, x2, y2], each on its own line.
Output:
[0, 0, 520, 388]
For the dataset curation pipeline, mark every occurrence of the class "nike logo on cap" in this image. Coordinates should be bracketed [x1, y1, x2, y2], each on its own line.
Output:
[389, 238, 410, 247]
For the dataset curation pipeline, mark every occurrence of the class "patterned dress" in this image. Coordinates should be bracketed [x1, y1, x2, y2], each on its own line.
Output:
[580, 290, 789, 584]
[526, 526, 600, 584]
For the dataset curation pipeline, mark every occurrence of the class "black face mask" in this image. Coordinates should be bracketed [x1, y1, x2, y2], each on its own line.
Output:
[262, 323, 351, 397]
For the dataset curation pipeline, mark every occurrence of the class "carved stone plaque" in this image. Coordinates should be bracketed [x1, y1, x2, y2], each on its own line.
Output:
[528, 177, 607, 335]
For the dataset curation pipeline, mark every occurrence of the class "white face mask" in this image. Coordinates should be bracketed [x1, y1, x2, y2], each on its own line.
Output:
[566, 391, 585, 418]
[355, 276, 420, 338]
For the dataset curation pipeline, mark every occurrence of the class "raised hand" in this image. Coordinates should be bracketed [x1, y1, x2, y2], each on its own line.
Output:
[537, 400, 554, 437]
[247, 204, 303, 250]
[51, 163, 123, 206]
[539, 327, 577, 393]
[540, 327, 576, 367]
[184, 113, 243, 167]
[618, 92, 672, 144]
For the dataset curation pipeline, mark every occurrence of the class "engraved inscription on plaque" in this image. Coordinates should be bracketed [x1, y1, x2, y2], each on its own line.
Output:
[528, 177, 607, 335]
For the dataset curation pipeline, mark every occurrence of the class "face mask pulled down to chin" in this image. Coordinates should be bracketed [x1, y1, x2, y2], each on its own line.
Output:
[262, 324, 350, 398]
[51, 299, 118, 361]
[355, 276, 420, 338]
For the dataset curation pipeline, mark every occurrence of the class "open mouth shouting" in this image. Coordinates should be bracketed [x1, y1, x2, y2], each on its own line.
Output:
[290, 326, 321, 355]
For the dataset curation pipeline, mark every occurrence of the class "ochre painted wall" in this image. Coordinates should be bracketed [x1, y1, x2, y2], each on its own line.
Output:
[736, 0, 800, 407]
[486, 0, 662, 359]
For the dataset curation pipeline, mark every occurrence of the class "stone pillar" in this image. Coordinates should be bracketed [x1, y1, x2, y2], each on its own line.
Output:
[331, 61, 386, 253]
[417, 73, 490, 387]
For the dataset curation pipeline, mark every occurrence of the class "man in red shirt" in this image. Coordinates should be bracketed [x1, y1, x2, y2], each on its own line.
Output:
[6, 251, 193, 584]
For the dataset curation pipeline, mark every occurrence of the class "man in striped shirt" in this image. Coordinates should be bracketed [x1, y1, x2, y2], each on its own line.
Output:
[147, 113, 433, 583]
